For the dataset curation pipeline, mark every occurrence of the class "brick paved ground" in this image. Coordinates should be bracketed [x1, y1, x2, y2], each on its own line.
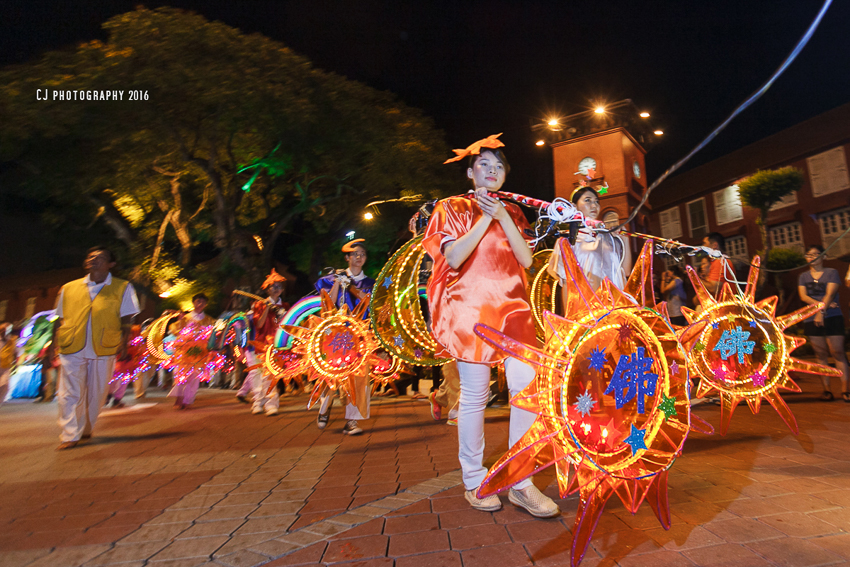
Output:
[0, 374, 848, 567]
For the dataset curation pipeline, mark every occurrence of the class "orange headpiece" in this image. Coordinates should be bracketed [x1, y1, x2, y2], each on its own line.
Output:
[261, 269, 286, 289]
[443, 133, 505, 164]
[342, 239, 366, 253]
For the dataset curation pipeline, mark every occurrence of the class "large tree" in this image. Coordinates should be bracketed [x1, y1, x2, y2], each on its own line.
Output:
[0, 7, 451, 298]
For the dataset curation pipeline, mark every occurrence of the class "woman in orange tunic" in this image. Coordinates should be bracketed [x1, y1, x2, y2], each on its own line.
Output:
[423, 138, 559, 517]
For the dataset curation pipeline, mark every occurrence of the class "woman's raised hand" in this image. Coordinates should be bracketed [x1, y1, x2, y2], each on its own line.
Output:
[476, 189, 508, 221]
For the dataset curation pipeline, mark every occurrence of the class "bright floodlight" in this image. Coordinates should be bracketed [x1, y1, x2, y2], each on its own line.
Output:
[594, 107, 605, 114]
[640, 112, 650, 118]
[547, 118, 559, 127]
[364, 212, 374, 220]
[654, 130, 664, 136]
[535, 140, 545, 146]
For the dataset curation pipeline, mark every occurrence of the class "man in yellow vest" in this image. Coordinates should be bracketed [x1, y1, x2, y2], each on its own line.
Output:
[54, 246, 140, 450]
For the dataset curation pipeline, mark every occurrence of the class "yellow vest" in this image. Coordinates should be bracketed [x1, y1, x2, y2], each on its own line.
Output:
[57, 277, 129, 357]
[0, 340, 14, 370]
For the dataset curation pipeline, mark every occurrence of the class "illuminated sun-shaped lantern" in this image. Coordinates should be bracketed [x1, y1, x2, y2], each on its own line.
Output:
[371, 233, 450, 366]
[281, 291, 386, 409]
[165, 324, 226, 384]
[473, 241, 706, 567]
[682, 256, 841, 435]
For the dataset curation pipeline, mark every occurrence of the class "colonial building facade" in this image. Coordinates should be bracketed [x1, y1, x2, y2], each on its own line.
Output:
[647, 102, 850, 316]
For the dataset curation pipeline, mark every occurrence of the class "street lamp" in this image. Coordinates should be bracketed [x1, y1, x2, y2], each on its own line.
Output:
[535, 140, 545, 146]
[640, 112, 650, 118]
[364, 212, 374, 220]
[654, 130, 664, 136]
[594, 106, 605, 114]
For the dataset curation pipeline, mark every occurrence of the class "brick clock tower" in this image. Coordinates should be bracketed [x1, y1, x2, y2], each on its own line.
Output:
[542, 100, 659, 233]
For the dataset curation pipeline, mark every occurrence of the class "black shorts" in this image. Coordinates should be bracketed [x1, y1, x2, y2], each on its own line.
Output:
[804, 315, 846, 337]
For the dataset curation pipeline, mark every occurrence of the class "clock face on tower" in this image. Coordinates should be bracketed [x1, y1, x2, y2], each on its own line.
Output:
[633, 160, 641, 178]
[578, 157, 597, 176]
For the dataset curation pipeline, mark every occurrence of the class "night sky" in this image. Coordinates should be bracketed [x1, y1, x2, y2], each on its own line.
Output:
[2, 1, 849, 198]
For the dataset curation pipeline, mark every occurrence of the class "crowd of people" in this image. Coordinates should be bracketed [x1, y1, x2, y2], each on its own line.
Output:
[1, 136, 849, 519]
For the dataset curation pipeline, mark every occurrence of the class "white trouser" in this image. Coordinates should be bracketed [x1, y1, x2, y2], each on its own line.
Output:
[318, 389, 370, 420]
[168, 372, 201, 404]
[456, 357, 536, 491]
[109, 378, 128, 401]
[0, 369, 9, 404]
[247, 350, 279, 412]
[237, 370, 254, 397]
[57, 352, 115, 442]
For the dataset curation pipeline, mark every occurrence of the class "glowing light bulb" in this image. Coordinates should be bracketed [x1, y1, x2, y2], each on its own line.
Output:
[535, 140, 545, 146]
[640, 112, 650, 118]
[594, 107, 605, 114]
[364, 212, 374, 220]
[547, 118, 559, 127]
[654, 130, 664, 136]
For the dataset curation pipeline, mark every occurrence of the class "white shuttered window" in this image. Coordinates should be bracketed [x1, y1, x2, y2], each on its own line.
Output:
[769, 222, 804, 255]
[713, 185, 744, 225]
[819, 207, 850, 258]
[807, 147, 850, 198]
[659, 207, 682, 239]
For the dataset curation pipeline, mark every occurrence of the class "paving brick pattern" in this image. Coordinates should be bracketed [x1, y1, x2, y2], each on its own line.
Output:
[0, 376, 848, 566]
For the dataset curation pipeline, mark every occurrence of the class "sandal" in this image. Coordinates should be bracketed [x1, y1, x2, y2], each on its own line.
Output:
[842, 392, 850, 403]
[820, 391, 835, 401]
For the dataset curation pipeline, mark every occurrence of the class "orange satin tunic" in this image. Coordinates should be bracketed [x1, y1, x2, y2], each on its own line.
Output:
[423, 195, 537, 364]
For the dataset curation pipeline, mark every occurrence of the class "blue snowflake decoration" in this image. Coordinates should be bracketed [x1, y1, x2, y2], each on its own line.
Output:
[382, 277, 392, 289]
[712, 326, 755, 364]
[623, 424, 648, 455]
[328, 330, 355, 353]
[393, 334, 404, 348]
[588, 347, 607, 372]
[573, 388, 596, 417]
[604, 347, 658, 414]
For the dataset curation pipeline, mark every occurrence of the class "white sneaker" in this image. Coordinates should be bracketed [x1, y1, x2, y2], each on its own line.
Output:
[464, 488, 501, 512]
[251, 406, 264, 415]
[508, 485, 560, 518]
[342, 420, 363, 435]
[265, 408, 279, 416]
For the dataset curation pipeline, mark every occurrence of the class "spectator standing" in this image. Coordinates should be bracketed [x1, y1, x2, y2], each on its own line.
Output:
[53, 246, 139, 450]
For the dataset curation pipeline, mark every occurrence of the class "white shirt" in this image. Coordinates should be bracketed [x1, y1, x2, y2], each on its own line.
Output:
[55, 273, 140, 359]
[346, 268, 366, 282]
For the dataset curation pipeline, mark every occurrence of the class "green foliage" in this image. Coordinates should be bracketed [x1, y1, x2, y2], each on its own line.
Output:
[764, 247, 805, 271]
[0, 6, 451, 297]
[738, 167, 804, 214]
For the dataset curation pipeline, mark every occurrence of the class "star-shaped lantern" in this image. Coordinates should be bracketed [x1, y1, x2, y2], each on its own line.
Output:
[472, 241, 706, 567]
[681, 256, 842, 435]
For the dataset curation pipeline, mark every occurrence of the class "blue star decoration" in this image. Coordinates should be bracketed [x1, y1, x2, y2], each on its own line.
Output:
[328, 331, 355, 353]
[711, 322, 720, 330]
[748, 320, 757, 328]
[393, 334, 404, 348]
[712, 326, 755, 363]
[623, 424, 648, 455]
[658, 393, 677, 421]
[574, 388, 596, 417]
[588, 347, 607, 372]
[604, 347, 658, 414]
[382, 277, 392, 289]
